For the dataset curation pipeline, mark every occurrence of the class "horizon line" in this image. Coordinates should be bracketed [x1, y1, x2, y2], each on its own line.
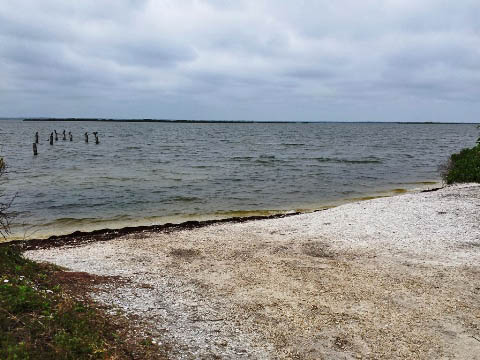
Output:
[12, 117, 480, 125]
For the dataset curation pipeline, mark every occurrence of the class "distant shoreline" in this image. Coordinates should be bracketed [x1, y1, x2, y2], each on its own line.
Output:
[24, 118, 295, 124]
[21, 118, 477, 124]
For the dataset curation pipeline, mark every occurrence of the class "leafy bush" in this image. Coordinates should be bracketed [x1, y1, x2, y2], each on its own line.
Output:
[442, 138, 480, 184]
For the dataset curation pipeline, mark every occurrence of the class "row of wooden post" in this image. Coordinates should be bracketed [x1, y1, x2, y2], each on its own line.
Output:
[33, 130, 99, 156]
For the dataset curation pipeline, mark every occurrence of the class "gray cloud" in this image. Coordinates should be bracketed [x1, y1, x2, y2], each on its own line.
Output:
[0, 0, 479, 122]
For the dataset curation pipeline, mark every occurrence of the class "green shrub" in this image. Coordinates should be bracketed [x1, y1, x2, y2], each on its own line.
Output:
[442, 143, 480, 184]
[0, 246, 167, 359]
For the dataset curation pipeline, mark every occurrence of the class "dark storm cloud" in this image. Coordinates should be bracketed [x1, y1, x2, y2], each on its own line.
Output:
[0, 0, 479, 121]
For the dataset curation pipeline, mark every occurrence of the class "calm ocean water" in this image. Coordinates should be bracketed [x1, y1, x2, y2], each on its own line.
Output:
[0, 120, 477, 240]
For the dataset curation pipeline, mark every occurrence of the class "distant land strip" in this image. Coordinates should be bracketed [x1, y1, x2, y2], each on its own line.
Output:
[23, 118, 299, 124]
[21, 118, 477, 124]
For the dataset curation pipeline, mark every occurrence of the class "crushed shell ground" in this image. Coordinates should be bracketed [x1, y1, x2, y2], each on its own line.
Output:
[26, 184, 480, 359]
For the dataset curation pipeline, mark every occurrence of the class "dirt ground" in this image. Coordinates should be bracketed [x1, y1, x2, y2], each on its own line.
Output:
[25, 184, 480, 359]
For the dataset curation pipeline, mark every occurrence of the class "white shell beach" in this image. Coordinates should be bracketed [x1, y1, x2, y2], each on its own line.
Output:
[26, 184, 480, 359]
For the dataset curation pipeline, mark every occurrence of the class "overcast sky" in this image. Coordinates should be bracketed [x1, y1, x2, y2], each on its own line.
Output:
[1, 1, 479, 122]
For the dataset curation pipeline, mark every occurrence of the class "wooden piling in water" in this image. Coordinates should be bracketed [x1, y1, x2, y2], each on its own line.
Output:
[49, 133, 54, 145]
[33, 143, 38, 155]
[62, 130, 66, 141]
[35, 132, 39, 144]
[84, 132, 88, 143]
[69, 132, 73, 141]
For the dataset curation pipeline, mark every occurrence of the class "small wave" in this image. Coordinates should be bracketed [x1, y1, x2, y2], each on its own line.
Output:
[169, 196, 203, 203]
[254, 154, 284, 165]
[42, 216, 131, 227]
[313, 157, 382, 164]
[254, 159, 276, 165]
[192, 165, 220, 169]
[231, 156, 254, 161]
[282, 143, 305, 146]
[151, 189, 166, 194]
[97, 176, 134, 182]
[42, 203, 87, 211]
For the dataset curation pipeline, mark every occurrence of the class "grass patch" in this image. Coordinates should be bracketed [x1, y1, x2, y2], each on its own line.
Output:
[442, 144, 480, 184]
[0, 245, 168, 359]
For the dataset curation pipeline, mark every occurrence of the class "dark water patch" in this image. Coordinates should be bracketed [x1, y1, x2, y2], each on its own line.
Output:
[312, 157, 383, 164]
[151, 189, 168, 194]
[357, 175, 381, 180]
[41, 215, 131, 228]
[254, 155, 292, 165]
[47, 217, 98, 226]
[192, 165, 221, 169]
[254, 159, 275, 165]
[231, 156, 255, 161]
[219, 178, 243, 182]
[41, 203, 90, 211]
[168, 196, 203, 203]
[97, 176, 135, 182]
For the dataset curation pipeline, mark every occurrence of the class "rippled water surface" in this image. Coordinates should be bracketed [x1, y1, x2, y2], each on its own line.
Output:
[0, 120, 476, 239]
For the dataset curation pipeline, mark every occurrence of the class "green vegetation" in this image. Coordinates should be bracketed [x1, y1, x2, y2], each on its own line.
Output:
[0, 157, 12, 239]
[0, 245, 167, 359]
[442, 134, 480, 184]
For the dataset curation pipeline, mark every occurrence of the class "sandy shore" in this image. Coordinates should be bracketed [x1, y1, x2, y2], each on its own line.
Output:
[25, 184, 480, 359]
